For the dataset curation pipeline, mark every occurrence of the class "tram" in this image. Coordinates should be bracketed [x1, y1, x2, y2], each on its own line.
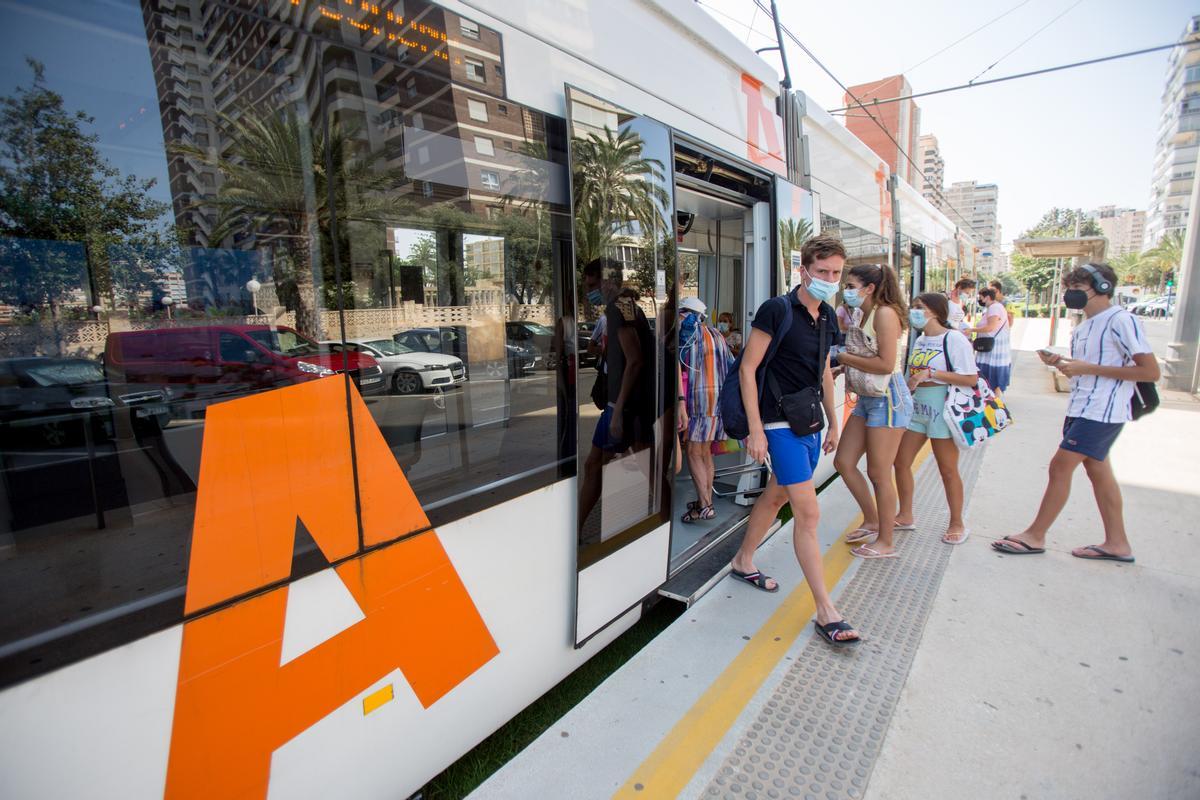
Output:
[0, 1, 974, 797]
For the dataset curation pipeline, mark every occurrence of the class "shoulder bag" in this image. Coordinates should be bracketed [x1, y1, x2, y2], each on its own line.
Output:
[941, 332, 1013, 448]
[719, 296, 793, 440]
[843, 312, 891, 397]
[973, 313, 1004, 353]
[1121, 311, 1160, 420]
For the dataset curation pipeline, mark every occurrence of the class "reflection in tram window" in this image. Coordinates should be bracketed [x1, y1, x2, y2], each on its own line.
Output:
[568, 88, 675, 567]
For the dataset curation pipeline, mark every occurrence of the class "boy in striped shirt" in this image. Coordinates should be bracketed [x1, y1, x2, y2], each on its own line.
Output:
[992, 263, 1159, 563]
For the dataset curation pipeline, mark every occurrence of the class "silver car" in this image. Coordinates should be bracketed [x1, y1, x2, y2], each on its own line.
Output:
[321, 339, 467, 395]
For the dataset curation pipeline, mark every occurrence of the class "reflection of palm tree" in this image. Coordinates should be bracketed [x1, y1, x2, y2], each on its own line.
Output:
[571, 126, 669, 265]
[778, 218, 812, 263]
[175, 110, 406, 336]
[1144, 230, 1183, 291]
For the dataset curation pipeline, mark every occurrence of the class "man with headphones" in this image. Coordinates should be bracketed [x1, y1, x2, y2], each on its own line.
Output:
[993, 262, 1160, 564]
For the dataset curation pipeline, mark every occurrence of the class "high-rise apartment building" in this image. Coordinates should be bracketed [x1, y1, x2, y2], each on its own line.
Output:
[942, 181, 1000, 273]
[917, 134, 944, 207]
[1145, 15, 1200, 248]
[842, 75, 921, 187]
[1091, 206, 1147, 258]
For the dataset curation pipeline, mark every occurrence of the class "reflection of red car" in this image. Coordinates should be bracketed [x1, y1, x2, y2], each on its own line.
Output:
[105, 325, 385, 398]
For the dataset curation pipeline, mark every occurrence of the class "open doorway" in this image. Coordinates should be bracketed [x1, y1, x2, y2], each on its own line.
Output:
[671, 187, 758, 570]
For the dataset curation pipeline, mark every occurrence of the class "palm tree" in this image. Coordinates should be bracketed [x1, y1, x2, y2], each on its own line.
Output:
[778, 218, 813, 264]
[1143, 230, 1184, 292]
[175, 109, 408, 337]
[570, 126, 670, 266]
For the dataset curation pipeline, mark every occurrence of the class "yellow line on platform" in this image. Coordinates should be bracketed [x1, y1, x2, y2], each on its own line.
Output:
[614, 442, 934, 799]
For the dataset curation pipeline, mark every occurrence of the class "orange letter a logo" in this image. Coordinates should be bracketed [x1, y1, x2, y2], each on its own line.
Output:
[163, 378, 498, 799]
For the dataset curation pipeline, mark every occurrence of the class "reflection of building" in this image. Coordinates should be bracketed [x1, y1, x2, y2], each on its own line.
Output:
[1091, 206, 1147, 257]
[842, 75, 921, 187]
[1146, 16, 1200, 248]
[942, 181, 999, 273]
[917, 134, 944, 208]
[140, 0, 558, 310]
[160, 269, 187, 303]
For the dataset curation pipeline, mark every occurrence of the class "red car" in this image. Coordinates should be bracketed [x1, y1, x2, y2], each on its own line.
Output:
[104, 325, 385, 402]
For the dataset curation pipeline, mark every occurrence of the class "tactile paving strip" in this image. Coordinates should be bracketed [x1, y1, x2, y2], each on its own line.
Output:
[700, 443, 988, 800]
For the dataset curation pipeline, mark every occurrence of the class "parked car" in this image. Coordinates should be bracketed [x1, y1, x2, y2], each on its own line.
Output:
[394, 326, 538, 377]
[322, 338, 466, 395]
[105, 324, 385, 401]
[0, 356, 169, 448]
[505, 321, 557, 369]
[1132, 296, 1173, 318]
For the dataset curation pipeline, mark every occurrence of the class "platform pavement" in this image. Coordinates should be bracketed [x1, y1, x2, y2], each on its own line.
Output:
[864, 349, 1200, 800]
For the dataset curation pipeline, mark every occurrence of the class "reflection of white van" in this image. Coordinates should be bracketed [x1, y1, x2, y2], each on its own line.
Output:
[322, 338, 466, 395]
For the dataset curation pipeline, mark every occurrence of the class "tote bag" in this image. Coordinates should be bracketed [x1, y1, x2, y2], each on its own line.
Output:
[843, 323, 890, 397]
[941, 334, 1013, 448]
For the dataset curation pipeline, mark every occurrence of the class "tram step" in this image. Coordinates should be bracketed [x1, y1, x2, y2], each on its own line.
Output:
[658, 527, 763, 607]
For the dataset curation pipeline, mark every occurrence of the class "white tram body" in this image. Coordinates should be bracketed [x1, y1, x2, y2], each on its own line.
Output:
[0, 1, 971, 798]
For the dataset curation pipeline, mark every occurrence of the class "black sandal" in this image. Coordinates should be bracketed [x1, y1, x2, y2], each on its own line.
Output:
[814, 619, 861, 647]
[730, 568, 779, 593]
[681, 503, 716, 523]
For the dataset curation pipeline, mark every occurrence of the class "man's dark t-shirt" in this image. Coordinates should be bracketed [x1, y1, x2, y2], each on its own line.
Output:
[604, 293, 655, 441]
[750, 290, 836, 425]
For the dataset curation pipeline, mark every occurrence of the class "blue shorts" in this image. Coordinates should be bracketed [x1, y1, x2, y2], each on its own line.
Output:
[979, 362, 1011, 392]
[764, 427, 822, 486]
[851, 374, 913, 429]
[1060, 416, 1123, 462]
[592, 405, 629, 452]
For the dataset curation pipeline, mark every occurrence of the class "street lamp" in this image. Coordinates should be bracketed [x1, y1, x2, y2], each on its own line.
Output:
[246, 278, 262, 316]
[91, 304, 103, 319]
[162, 295, 174, 321]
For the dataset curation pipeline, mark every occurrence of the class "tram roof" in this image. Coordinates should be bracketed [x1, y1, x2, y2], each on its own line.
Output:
[1013, 237, 1108, 261]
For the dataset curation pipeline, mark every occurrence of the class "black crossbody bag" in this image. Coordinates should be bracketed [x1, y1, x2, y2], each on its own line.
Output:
[765, 309, 829, 436]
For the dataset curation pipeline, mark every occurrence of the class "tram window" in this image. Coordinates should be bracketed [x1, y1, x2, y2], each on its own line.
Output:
[0, 4, 347, 684]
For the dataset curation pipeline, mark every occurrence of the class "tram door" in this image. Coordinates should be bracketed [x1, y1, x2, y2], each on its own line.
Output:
[566, 86, 677, 646]
[671, 188, 757, 571]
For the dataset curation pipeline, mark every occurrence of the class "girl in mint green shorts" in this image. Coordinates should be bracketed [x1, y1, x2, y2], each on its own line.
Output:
[893, 294, 980, 545]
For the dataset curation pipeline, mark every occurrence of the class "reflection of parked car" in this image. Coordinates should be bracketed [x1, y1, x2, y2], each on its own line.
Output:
[105, 325, 385, 399]
[394, 326, 538, 377]
[322, 338, 466, 395]
[0, 357, 169, 448]
[505, 321, 556, 369]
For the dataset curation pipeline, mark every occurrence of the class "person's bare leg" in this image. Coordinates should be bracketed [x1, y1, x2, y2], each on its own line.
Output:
[578, 445, 610, 530]
[1006, 448, 1087, 548]
[1073, 456, 1133, 557]
[685, 441, 711, 507]
[930, 437, 965, 541]
[731, 476, 788, 590]
[863, 426, 906, 554]
[833, 415, 875, 527]
[893, 430, 926, 528]
[787, 479, 858, 641]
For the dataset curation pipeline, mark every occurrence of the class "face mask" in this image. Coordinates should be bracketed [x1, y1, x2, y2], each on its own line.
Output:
[803, 270, 839, 303]
[680, 312, 699, 337]
[909, 309, 928, 330]
[586, 288, 604, 306]
[959, 294, 972, 303]
[1063, 289, 1090, 310]
[842, 288, 865, 308]
[717, 322, 730, 333]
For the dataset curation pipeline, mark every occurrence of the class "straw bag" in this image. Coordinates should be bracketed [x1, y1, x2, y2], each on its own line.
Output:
[843, 324, 890, 397]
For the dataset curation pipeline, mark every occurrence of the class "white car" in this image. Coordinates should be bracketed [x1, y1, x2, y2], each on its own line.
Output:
[321, 339, 467, 395]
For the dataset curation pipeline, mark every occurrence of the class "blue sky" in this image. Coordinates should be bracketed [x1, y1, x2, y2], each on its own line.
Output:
[700, 0, 1197, 249]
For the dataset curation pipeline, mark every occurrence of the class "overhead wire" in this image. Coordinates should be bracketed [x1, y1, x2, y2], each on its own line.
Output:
[747, 0, 990, 243]
[902, 0, 1034, 75]
[967, 0, 1086, 84]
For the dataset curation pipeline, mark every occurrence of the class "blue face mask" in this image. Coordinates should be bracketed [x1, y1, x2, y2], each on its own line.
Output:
[680, 312, 699, 338]
[909, 309, 928, 330]
[842, 288, 865, 308]
[804, 270, 839, 304]
[586, 288, 604, 306]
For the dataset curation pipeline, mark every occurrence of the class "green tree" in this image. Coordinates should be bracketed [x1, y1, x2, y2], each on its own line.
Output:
[0, 59, 169, 320]
[778, 218, 813, 264]
[1142, 230, 1183, 292]
[570, 126, 669, 266]
[1009, 207, 1104, 300]
[176, 109, 407, 337]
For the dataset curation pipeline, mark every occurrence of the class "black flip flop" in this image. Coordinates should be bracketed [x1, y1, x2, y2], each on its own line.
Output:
[1072, 545, 1135, 563]
[730, 568, 779, 593]
[814, 619, 861, 647]
[991, 537, 1045, 555]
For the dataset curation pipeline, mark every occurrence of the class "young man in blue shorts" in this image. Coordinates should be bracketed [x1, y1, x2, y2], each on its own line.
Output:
[729, 234, 859, 646]
[993, 262, 1160, 563]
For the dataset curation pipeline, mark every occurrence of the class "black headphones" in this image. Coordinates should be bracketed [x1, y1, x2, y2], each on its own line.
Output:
[1081, 263, 1114, 296]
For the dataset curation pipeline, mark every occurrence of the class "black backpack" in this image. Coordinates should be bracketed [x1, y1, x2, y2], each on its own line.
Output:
[719, 296, 793, 440]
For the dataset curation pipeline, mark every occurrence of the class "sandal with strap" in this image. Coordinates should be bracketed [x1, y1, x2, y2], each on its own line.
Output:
[681, 503, 716, 523]
[814, 619, 861, 647]
[730, 568, 779, 593]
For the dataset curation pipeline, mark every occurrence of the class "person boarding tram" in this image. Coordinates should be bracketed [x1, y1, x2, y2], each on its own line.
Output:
[678, 297, 734, 523]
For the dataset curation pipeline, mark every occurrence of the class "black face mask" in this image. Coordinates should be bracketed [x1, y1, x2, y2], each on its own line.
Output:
[1063, 289, 1090, 310]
